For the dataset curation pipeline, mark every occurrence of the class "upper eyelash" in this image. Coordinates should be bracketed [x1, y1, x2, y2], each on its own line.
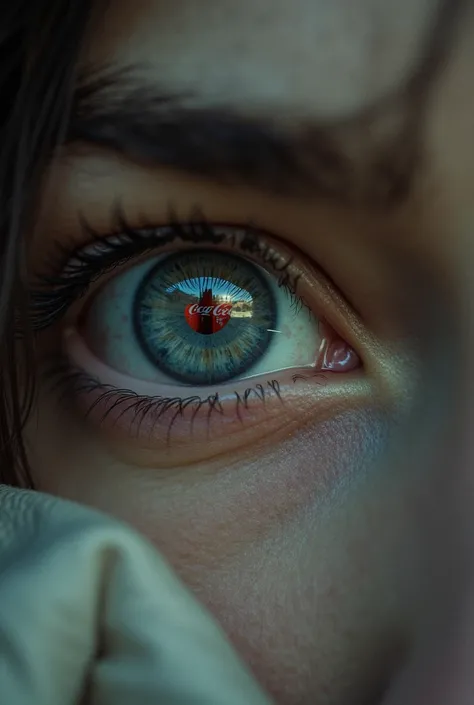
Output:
[30, 202, 304, 331]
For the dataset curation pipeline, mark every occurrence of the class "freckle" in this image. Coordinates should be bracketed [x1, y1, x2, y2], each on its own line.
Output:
[121, 314, 129, 323]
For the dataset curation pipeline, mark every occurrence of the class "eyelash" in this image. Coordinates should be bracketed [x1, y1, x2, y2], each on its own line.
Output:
[46, 357, 328, 445]
[31, 203, 306, 331]
[34, 204, 329, 440]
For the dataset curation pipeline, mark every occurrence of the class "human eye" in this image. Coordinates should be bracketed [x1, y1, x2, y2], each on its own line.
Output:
[31, 205, 367, 467]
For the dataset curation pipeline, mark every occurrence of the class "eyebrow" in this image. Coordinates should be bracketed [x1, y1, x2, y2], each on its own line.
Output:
[65, 0, 463, 209]
[66, 72, 409, 209]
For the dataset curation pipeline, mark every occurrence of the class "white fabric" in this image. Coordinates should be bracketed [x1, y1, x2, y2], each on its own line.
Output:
[0, 486, 273, 705]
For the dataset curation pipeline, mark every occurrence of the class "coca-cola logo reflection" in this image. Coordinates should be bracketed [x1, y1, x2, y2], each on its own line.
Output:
[185, 302, 233, 334]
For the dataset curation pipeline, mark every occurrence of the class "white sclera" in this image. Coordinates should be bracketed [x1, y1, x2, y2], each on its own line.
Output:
[84, 255, 321, 387]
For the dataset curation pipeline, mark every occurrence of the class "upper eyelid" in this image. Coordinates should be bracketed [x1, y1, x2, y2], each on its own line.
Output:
[37, 202, 275, 275]
[31, 211, 375, 386]
[29, 214, 306, 332]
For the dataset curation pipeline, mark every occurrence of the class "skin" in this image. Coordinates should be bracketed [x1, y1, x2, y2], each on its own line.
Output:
[24, 0, 474, 703]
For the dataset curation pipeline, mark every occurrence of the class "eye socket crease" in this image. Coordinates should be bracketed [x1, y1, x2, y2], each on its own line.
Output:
[65, 0, 463, 210]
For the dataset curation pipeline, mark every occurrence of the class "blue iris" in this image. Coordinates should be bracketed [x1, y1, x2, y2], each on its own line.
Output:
[133, 250, 277, 385]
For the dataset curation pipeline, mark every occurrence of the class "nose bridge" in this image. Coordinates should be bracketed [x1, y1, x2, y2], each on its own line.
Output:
[425, 263, 474, 590]
[380, 270, 474, 704]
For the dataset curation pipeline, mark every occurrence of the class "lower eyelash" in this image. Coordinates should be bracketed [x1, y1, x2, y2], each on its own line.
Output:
[44, 358, 311, 445]
[44, 358, 331, 445]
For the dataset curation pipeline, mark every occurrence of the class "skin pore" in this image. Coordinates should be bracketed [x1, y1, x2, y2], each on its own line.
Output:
[23, 1, 474, 704]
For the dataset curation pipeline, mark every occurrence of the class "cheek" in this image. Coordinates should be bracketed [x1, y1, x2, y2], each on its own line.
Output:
[29, 407, 387, 562]
[28, 406, 399, 703]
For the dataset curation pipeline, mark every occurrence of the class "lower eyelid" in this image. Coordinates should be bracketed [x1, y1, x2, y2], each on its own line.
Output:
[57, 326, 369, 465]
[58, 366, 368, 466]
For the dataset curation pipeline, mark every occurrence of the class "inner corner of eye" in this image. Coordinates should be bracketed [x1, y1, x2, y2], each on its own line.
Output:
[316, 320, 362, 374]
[59, 242, 360, 392]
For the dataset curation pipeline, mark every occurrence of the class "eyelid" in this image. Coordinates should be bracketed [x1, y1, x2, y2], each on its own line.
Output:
[31, 215, 305, 330]
[32, 206, 369, 368]
[49, 327, 368, 463]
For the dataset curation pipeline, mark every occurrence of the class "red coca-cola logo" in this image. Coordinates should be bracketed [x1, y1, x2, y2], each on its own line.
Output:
[185, 302, 233, 334]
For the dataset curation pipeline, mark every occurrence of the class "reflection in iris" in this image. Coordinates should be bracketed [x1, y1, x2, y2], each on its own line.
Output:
[166, 276, 254, 334]
[133, 250, 278, 385]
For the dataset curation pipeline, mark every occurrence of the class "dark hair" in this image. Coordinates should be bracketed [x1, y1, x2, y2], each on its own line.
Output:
[0, 1, 98, 487]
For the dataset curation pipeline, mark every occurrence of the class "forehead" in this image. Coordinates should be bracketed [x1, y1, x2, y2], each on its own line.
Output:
[84, 0, 443, 120]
